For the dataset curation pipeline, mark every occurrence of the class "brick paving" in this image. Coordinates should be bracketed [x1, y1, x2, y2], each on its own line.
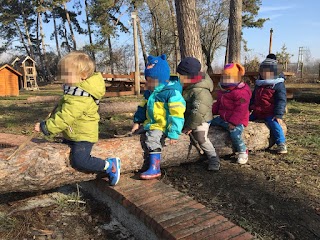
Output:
[94, 174, 254, 240]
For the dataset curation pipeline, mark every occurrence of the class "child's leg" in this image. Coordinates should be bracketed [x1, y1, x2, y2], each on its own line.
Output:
[265, 117, 286, 145]
[141, 129, 164, 179]
[229, 124, 248, 164]
[211, 116, 229, 130]
[69, 141, 121, 185]
[229, 124, 246, 152]
[69, 141, 105, 172]
[192, 122, 220, 171]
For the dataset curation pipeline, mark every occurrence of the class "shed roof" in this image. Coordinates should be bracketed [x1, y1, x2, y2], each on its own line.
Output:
[0, 64, 23, 76]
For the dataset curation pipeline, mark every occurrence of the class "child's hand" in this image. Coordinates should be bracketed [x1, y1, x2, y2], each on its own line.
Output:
[169, 139, 178, 145]
[228, 123, 235, 130]
[131, 123, 140, 133]
[182, 127, 192, 135]
[34, 122, 40, 132]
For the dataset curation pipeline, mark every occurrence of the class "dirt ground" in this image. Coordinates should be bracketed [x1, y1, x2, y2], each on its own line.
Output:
[0, 84, 319, 240]
[0, 186, 135, 240]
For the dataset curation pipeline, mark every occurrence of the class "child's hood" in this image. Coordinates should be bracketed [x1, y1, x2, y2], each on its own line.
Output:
[185, 74, 213, 92]
[154, 80, 182, 93]
[77, 72, 106, 99]
[255, 77, 284, 86]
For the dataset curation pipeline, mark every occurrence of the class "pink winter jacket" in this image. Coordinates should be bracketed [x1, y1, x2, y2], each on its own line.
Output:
[212, 83, 252, 127]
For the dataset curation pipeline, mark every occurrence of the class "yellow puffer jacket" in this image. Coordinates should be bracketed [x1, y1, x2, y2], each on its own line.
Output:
[43, 73, 105, 143]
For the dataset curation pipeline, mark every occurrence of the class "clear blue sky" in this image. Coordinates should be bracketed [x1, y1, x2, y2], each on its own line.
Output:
[242, 0, 320, 63]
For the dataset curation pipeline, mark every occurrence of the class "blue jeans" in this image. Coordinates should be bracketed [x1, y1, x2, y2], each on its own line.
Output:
[65, 140, 106, 172]
[250, 115, 286, 145]
[211, 116, 247, 152]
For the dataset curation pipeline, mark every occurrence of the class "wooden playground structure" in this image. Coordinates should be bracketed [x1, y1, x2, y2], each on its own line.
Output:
[11, 56, 39, 90]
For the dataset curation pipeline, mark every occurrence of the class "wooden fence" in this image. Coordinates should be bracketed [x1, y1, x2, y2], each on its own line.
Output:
[102, 71, 295, 98]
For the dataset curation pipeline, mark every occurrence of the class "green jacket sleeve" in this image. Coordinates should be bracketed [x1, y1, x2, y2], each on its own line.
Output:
[44, 96, 88, 135]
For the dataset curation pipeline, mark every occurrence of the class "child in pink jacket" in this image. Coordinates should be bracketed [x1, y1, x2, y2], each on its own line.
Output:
[211, 63, 252, 164]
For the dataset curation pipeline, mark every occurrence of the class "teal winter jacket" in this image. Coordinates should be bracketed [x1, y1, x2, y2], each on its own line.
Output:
[134, 81, 186, 139]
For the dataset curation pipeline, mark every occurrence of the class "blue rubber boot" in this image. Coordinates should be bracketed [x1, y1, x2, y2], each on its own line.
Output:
[105, 157, 121, 186]
[140, 152, 161, 180]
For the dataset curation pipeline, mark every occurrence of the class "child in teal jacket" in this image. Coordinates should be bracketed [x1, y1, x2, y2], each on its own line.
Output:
[34, 51, 120, 186]
[132, 54, 186, 180]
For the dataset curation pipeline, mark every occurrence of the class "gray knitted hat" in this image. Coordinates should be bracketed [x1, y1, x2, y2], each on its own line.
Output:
[259, 58, 278, 76]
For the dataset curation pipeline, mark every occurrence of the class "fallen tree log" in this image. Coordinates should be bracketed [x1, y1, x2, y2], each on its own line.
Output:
[0, 122, 286, 194]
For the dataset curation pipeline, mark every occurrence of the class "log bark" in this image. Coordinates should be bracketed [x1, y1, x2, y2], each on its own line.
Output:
[0, 122, 286, 194]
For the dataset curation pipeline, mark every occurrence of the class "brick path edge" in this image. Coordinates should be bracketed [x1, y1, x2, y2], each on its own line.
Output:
[80, 173, 254, 240]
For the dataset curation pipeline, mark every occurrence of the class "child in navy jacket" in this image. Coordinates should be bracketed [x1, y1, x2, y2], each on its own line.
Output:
[250, 56, 288, 154]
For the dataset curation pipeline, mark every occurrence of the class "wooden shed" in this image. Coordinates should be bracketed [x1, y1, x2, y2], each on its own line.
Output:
[11, 56, 38, 90]
[0, 64, 22, 96]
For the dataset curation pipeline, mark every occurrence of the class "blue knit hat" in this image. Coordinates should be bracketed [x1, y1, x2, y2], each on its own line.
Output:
[144, 54, 170, 85]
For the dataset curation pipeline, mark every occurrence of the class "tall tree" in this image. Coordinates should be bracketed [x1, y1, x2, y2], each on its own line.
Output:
[52, 8, 62, 58]
[84, 0, 95, 60]
[228, 0, 242, 63]
[62, 2, 77, 50]
[198, 0, 228, 74]
[167, 0, 180, 71]
[36, 0, 54, 81]
[20, 1, 36, 59]
[89, 0, 128, 73]
[141, 0, 176, 62]
[131, 0, 148, 66]
[175, 0, 203, 66]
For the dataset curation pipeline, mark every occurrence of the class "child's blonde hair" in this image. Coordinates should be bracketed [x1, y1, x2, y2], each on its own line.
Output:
[58, 51, 95, 80]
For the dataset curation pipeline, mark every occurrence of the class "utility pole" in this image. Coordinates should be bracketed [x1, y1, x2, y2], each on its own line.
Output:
[269, 28, 273, 54]
[318, 63, 320, 82]
[131, 11, 140, 95]
[297, 47, 304, 78]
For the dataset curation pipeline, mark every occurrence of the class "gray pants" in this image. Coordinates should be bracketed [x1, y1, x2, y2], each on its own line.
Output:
[191, 122, 217, 160]
[145, 129, 166, 152]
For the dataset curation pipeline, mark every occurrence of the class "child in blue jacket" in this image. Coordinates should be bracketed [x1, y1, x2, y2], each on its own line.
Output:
[131, 54, 186, 180]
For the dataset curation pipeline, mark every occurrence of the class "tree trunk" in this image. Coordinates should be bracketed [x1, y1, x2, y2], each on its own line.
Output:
[168, 0, 180, 71]
[85, 0, 95, 61]
[150, 11, 160, 55]
[63, 23, 71, 52]
[21, 9, 35, 59]
[108, 36, 114, 74]
[175, 0, 203, 66]
[39, 11, 53, 81]
[228, 0, 242, 63]
[36, 14, 45, 76]
[14, 20, 30, 57]
[0, 122, 286, 194]
[63, 2, 77, 50]
[137, 16, 147, 67]
[53, 10, 61, 59]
